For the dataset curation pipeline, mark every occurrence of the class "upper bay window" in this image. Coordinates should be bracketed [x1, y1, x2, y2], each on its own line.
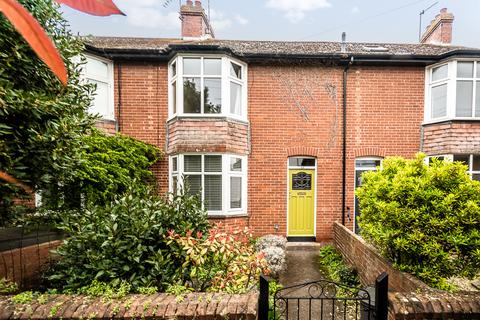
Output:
[83, 54, 115, 120]
[426, 60, 480, 123]
[168, 56, 247, 120]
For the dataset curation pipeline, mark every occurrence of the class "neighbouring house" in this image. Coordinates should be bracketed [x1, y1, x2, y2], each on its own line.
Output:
[83, 2, 480, 241]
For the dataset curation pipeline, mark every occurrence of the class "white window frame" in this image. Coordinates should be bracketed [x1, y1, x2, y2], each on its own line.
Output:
[82, 54, 115, 121]
[425, 59, 480, 124]
[168, 55, 248, 121]
[425, 154, 480, 180]
[169, 154, 248, 216]
[353, 157, 382, 234]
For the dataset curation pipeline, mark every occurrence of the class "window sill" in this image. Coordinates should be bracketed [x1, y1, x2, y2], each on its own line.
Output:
[207, 212, 248, 219]
[422, 118, 480, 126]
[167, 115, 249, 125]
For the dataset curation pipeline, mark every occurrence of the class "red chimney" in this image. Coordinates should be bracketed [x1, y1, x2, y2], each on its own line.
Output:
[420, 8, 454, 45]
[180, 0, 214, 40]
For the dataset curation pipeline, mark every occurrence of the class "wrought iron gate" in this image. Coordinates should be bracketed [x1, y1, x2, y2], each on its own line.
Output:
[258, 273, 388, 320]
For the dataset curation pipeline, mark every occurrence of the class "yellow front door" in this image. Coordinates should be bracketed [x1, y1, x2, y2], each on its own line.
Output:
[288, 169, 315, 236]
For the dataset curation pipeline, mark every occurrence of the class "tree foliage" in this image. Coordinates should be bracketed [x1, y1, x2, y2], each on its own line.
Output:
[42, 130, 161, 210]
[0, 0, 96, 222]
[356, 154, 480, 290]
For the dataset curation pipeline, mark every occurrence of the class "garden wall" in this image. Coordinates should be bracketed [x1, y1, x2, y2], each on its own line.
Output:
[0, 292, 258, 320]
[0, 240, 62, 289]
[333, 222, 429, 292]
[333, 222, 480, 319]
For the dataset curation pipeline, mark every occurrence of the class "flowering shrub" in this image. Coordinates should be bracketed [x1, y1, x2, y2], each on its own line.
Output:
[256, 235, 287, 278]
[166, 227, 269, 293]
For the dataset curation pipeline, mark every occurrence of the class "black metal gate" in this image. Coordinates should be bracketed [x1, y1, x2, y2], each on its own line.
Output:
[258, 272, 388, 320]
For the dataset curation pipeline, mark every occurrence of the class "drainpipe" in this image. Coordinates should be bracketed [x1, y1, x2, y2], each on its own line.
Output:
[116, 64, 122, 132]
[342, 56, 354, 226]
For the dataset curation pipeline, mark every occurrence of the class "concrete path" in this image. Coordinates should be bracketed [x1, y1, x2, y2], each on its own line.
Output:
[276, 243, 361, 320]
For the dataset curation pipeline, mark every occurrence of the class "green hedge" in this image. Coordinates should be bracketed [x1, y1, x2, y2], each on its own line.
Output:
[356, 154, 480, 290]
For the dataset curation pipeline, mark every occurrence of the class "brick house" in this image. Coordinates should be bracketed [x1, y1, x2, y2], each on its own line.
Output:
[83, 2, 480, 241]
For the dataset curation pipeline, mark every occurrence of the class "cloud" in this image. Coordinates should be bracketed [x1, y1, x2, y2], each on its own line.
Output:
[266, 0, 331, 23]
[126, 8, 179, 29]
[351, 6, 359, 14]
[209, 9, 233, 31]
[234, 14, 249, 26]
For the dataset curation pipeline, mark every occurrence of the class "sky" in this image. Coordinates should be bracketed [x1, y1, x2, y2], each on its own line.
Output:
[61, 0, 480, 47]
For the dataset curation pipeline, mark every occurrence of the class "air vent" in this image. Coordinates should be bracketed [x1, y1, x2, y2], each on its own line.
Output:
[362, 46, 389, 53]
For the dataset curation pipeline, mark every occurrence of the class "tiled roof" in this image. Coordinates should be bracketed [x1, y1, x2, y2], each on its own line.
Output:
[85, 36, 479, 58]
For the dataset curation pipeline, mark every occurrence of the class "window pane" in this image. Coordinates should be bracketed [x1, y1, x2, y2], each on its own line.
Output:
[184, 78, 201, 113]
[86, 57, 108, 78]
[204, 59, 221, 75]
[172, 157, 178, 172]
[171, 61, 176, 77]
[230, 157, 242, 171]
[473, 155, 480, 171]
[476, 82, 480, 117]
[183, 58, 201, 75]
[205, 175, 222, 210]
[184, 155, 201, 172]
[230, 177, 242, 209]
[456, 81, 473, 117]
[230, 82, 242, 115]
[88, 80, 109, 118]
[431, 84, 447, 118]
[204, 79, 222, 114]
[230, 62, 242, 79]
[172, 175, 178, 195]
[355, 159, 381, 168]
[472, 174, 480, 181]
[172, 81, 177, 114]
[432, 64, 448, 82]
[205, 155, 222, 172]
[289, 157, 315, 167]
[457, 62, 474, 78]
[185, 175, 201, 196]
[453, 154, 470, 166]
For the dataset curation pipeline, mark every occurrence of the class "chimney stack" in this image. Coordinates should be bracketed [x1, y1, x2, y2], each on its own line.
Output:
[180, 0, 214, 40]
[420, 8, 454, 45]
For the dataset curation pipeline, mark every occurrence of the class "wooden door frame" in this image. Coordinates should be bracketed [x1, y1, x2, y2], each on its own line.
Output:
[286, 157, 317, 239]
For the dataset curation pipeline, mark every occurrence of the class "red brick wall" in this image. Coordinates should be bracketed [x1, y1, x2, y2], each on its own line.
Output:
[333, 222, 430, 292]
[114, 62, 169, 194]
[167, 118, 249, 154]
[0, 240, 62, 289]
[247, 64, 424, 240]
[422, 121, 480, 155]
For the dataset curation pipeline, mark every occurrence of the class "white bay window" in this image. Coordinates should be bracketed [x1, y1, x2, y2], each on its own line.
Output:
[170, 154, 247, 215]
[168, 56, 247, 120]
[425, 60, 480, 123]
[426, 154, 480, 181]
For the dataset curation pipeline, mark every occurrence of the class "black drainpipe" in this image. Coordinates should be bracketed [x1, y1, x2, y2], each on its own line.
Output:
[116, 64, 122, 133]
[342, 56, 354, 226]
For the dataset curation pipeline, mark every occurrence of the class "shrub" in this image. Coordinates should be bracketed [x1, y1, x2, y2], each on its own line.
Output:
[356, 154, 480, 290]
[166, 227, 269, 293]
[319, 245, 359, 287]
[255, 235, 287, 252]
[46, 187, 210, 292]
[256, 235, 287, 278]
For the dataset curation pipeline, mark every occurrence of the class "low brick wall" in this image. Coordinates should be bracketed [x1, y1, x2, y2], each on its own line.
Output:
[0, 292, 258, 320]
[388, 291, 480, 319]
[0, 240, 62, 289]
[333, 222, 429, 292]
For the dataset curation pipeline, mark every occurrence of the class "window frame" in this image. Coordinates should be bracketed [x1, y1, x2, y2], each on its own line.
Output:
[83, 54, 115, 121]
[168, 54, 248, 121]
[425, 59, 480, 124]
[169, 153, 248, 216]
[425, 154, 480, 180]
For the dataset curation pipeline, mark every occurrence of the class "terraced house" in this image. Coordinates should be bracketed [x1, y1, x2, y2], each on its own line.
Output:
[83, 1, 480, 241]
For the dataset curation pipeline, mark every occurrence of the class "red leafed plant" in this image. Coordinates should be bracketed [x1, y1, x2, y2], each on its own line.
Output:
[0, 0, 123, 190]
[166, 225, 270, 293]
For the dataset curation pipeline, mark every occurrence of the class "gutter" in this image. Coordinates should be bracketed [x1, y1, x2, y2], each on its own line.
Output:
[341, 56, 354, 226]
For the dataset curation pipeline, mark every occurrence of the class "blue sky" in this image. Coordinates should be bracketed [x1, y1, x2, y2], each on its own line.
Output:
[61, 0, 480, 47]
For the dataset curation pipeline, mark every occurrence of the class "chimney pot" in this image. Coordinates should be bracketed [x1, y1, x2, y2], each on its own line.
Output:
[420, 8, 454, 45]
[186, 0, 193, 5]
[195, 0, 201, 6]
[180, 0, 214, 40]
